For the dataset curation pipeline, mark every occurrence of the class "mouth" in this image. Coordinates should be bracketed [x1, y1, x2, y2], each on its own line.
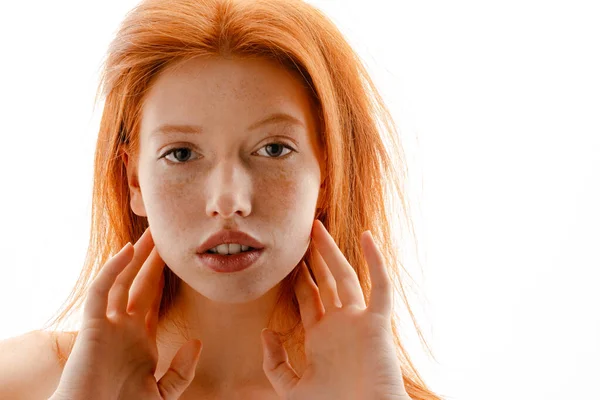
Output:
[197, 247, 265, 273]
[205, 245, 258, 255]
[196, 229, 265, 255]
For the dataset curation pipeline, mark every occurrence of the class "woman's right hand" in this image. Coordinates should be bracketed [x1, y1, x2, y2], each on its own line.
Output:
[50, 227, 203, 400]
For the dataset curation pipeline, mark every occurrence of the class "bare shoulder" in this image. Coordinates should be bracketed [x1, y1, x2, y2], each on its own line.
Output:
[0, 329, 78, 400]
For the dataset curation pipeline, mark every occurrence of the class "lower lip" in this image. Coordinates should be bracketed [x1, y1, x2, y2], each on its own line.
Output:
[196, 249, 264, 273]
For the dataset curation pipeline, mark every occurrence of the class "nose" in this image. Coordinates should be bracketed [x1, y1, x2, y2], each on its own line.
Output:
[205, 159, 252, 219]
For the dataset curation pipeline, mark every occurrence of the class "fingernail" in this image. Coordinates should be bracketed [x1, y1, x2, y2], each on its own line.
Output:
[262, 329, 278, 346]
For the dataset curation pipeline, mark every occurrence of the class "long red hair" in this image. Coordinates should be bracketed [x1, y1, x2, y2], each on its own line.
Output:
[43, 0, 442, 398]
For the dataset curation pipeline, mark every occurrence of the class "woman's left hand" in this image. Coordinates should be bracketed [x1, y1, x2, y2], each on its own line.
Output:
[261, 219, 411, 400]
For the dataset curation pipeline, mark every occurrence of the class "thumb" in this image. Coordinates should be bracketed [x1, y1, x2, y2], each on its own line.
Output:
[157, 339, 202, 400]
[261, 328, 299, 397]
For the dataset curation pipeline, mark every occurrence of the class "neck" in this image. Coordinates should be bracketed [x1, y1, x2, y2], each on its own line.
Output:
[153, 280, 305, 394]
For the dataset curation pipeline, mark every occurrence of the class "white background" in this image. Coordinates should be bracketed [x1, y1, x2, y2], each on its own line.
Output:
[1, 1, 599, 399]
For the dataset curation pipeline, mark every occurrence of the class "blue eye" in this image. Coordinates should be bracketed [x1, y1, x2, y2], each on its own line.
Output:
[255, 142, 295, 158]
[162, 147, 198, 164]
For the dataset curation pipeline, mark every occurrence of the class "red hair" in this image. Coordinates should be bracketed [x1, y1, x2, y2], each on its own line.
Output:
[43, 0, 442, 398]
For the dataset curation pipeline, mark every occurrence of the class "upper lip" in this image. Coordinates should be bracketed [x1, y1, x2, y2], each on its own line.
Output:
[196, 230, 265, 253]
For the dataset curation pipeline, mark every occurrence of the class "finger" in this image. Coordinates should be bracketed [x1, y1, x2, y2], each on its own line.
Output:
[84, 243, 134, 319]
[309, 245, 342, 311]
[107, 227, 154, 315]
[157, 339, 202, 400]
[311, 220, 366, 308]
[145, 269, 165, 340]
[361, 230, 393, 316]
[294, 261, 324, 331]
[127, 246, 167, 315]
[261, 328, 299, 397]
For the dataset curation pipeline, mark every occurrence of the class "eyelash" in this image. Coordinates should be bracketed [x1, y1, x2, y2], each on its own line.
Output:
[160, 142, 296, 165]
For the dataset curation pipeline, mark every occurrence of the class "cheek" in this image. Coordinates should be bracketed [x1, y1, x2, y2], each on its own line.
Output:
[254, 165, 318, 219]
[141, 168, 194, 228]
[142, 160, 320, 221]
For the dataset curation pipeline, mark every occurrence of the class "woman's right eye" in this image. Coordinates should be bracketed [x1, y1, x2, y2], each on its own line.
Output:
[161, 147, 199, 164]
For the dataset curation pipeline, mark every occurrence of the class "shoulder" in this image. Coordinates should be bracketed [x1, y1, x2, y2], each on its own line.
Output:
[0, 330, 77, 400]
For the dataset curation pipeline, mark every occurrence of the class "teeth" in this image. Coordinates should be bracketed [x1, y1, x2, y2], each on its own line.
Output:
[208, 244, 252, 255]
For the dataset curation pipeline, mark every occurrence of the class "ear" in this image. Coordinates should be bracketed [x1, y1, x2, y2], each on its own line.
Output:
[122, 150, 148, 217]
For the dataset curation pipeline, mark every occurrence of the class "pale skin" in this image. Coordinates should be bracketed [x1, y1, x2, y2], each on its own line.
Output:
[52, 222, 409, 400]
[125, 55, 324, 398]
[50, 56, 410, 399]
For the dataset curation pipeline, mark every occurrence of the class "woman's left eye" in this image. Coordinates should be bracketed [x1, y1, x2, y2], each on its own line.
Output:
[255, 142, 295, 158]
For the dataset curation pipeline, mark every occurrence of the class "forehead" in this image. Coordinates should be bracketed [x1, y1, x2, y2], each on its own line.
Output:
[139, 56, 318, 138]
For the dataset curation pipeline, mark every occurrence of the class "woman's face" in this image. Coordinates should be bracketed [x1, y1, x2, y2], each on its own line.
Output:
[125, 55, 323, 304]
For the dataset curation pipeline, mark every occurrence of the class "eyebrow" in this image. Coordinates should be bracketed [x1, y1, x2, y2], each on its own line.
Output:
[150, 112, 306, 137]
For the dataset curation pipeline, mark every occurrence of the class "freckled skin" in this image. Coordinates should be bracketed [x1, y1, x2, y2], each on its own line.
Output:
[125, 55, 324, 303]
[121, 56, 326, 396]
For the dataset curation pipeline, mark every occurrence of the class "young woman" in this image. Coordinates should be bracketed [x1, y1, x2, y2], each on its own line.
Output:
[0, 0, 442, 399]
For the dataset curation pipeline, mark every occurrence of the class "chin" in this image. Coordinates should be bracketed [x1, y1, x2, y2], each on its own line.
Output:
[196, 283, 278, 304]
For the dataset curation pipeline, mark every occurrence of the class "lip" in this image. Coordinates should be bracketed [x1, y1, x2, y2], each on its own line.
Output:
[197, 248, 264, 273]
[196, 229, 265, 254]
